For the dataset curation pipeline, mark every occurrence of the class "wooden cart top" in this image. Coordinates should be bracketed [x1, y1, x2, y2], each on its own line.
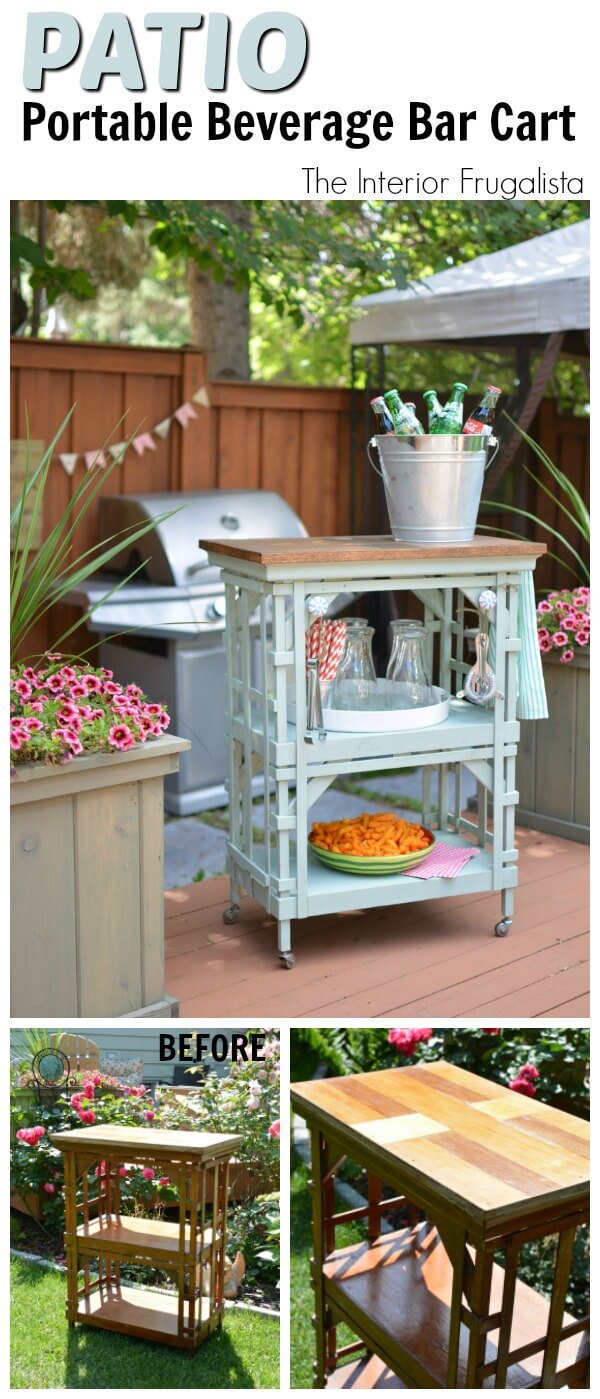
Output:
[49, 1124, 242, 1159]
[200, 535, 546, 566]
[291, 1062, 589, 1231]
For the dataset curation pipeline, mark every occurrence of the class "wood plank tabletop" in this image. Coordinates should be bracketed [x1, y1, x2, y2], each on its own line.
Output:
[199, 535, 547, 566]
[291, 1061, 589, 1229]
[50, 1124, 242, 1159]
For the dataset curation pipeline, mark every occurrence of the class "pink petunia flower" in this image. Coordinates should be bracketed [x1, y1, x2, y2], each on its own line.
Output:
[560, 650, 574, 664]
[67, 682, 88, 698]
[45, 674, 65, 693]
[59, 666, 78, 681]
[22, 717, 44, 733]
[553, 632, 568, 647]
[14, 679, 32, 700]
[575, 630, 589, 646]
[537, 600, 553, 613]
[23, 668, 40, 684]
[82, 674, 103, 694]
[108, 723, 137, 751]
[537, 629, 550, 643]
[539, 638, 552, 653]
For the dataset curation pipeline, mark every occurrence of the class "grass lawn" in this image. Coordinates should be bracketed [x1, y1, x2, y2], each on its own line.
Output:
[11, 1259, 279, 1389]
[291, 1155, 363, 1389]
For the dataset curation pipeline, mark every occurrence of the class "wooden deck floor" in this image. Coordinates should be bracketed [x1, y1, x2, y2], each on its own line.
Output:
[164, 827, 589, 1020]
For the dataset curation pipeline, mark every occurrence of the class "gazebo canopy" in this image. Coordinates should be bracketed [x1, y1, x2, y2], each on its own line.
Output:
[350, 220, 590, 349]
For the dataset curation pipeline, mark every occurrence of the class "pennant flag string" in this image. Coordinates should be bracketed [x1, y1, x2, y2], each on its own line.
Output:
[57, 390, 208, 475]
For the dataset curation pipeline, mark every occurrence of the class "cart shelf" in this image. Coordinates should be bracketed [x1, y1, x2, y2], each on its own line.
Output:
[75, 1282, 213, 1346]
[76, 1214, 215, 1262]
[235, 702, 519, 771]
[324, 1227, 582, 1390]
[229, 831, 512, 923]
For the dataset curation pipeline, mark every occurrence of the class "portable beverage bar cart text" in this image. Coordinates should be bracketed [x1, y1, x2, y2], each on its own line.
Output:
[201, 536, 545, 967]
[291, 1062, 590, 1389]
[50, 1124, 241, 1349]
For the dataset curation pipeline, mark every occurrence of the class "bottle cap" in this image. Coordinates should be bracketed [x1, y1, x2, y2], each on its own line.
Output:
[487, 385, 502, 394]
[453, 382, 469, 392]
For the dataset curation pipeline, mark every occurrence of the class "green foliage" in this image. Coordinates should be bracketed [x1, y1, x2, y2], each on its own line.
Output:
[12, 200, 589, 406]
[10, 411, 177, 661]
[482, 415, 590, 583]
[157, 1033, 280, 1186]
[291, 1027, 589, 1117]
[229, 1193, 280, 1285]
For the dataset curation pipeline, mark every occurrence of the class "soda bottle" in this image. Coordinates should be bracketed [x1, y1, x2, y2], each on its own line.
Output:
[423, 389, 443, 431]
[403, 403, 425, 435]
[384, 390, 425, 435]
[431, 382, 468, 434]
[463, 385, 501, 436]
[370, 395, 395, 434]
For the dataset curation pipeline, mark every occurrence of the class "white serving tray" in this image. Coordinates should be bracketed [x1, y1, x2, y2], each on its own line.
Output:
[290, 681, 450, 732]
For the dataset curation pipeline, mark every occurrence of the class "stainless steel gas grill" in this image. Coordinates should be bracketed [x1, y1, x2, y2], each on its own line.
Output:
[69, 489, 310, 814]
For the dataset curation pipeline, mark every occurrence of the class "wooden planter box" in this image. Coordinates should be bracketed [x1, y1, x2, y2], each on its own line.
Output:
[11, 735, 189, 1017]
[516, 650, 589, 843]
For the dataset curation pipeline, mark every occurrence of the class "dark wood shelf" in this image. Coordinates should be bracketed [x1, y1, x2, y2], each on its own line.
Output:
[324, 1226, 582, 1389]
[326, 1356, 406, 1389]
[77, 1214, 214, 1261]
[76, 1282, 213, 1347]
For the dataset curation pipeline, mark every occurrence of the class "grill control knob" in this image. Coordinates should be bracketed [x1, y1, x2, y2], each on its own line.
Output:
[206, 597, 227, 622]
[220, 513, 240, 530]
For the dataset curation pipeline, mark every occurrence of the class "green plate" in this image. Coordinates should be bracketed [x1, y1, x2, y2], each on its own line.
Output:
[308, 830, 435, 876]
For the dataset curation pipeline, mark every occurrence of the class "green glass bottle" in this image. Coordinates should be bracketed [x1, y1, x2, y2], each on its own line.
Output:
[432, 382, 469, 434]
[383, 389, 405, 433]
[423, 389, 443, 432]
[402, 403, 425, 435]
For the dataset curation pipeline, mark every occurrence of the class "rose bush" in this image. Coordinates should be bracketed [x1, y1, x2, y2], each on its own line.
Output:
[10, 657, 169, 765]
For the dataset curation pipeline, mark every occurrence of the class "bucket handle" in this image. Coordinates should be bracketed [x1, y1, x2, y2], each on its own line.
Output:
[367, 436, 384, 477]
[484, 435, 500, 472]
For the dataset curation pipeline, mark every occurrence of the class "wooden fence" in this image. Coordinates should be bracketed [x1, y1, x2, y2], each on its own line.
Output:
[10, 339, 589, 655]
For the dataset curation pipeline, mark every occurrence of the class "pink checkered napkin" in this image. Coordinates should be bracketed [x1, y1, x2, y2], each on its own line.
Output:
[406, 843, 479, 879]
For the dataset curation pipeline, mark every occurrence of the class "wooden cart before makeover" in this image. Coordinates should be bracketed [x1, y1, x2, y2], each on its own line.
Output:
[50, 1123, 242, 1350]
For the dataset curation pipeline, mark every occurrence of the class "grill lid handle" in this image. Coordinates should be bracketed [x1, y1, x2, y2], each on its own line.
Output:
[220, 512, 241, 530]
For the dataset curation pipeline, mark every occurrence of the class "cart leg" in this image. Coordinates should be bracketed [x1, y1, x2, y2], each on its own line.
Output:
[495, 889, 514, 938]
[278, 919, 295, 969]
[223, 864, 242, 925]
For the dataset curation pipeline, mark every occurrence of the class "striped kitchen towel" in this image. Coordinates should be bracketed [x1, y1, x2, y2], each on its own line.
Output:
[486, 571, 548, 721]
[406, 843, 479, 880]
[515, 569, 549, 720]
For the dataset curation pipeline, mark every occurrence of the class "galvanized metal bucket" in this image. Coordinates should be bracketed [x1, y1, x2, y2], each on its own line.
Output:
[368, 433, 500, 545]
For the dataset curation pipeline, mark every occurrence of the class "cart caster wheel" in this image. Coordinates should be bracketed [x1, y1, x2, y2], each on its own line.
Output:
[495, 918, 512, 938]
[223, 904, 240, 925]
[279, 952, 296, 969]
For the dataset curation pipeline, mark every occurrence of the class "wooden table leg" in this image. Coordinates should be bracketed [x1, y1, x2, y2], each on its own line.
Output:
[63, 1150, 78, 1326]
[309, 1130, 328, 1388]
[541, 1227, 577, 1385]
[446, 1225, 468, 1388]
[494, 1237, 520, 1387]
[464, 1247, 494, 1387]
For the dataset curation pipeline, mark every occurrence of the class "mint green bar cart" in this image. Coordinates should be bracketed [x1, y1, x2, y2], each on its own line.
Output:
[200, 536, 545, 968]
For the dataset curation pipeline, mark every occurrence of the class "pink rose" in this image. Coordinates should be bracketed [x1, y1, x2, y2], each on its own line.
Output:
[143, 1110, 155, 1122]
[43, 1183, 56, 1194]
[509, 1077, 536, 1097]
[142, 1167, 155, 1180]
[78, 1108, 96, 1124]
[268, 1120, 280, 1139]
[158, 1176, 170, 1186]
[516, 1064, 540, 1082]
